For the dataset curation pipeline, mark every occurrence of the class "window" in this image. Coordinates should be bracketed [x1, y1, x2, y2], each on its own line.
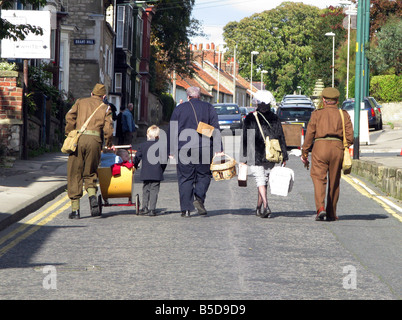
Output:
[116, 6, 124, 48]
[116, 5, 133, 51]
[136, 15, 143, 57]
[115, 73, 122, 93]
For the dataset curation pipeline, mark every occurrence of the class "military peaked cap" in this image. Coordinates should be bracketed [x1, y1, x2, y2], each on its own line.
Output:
[322, 87, 340, 99]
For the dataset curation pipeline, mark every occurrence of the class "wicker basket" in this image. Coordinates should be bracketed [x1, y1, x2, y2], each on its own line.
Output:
[210, 154, 237, 181]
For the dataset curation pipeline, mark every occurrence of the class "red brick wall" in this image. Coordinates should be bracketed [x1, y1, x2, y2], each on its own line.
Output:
[0, 72, 23, 157]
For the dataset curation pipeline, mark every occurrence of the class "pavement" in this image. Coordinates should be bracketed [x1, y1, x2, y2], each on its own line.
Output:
[0, 124, 401, 231]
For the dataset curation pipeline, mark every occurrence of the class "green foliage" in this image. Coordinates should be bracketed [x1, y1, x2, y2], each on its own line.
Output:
[223, 2, 347, 100]
[159, 92, 175, 121]
[349, 75, 402, 102]
[26, 62, 64, 117]
[309, 5, 347, 89]
[152, 0, 202, 76]
[0, 0, 48, 41]
[366, 17, 402, 75]
[0, 60, 17, 71]
[370, 75, 402, 102]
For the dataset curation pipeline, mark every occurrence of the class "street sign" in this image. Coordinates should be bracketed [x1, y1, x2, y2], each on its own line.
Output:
[74, 39, 95, 45]
[0, 10, 51, 59]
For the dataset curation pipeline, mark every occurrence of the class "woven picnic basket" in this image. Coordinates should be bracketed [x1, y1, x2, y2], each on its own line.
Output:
[210, 154, 237, 181]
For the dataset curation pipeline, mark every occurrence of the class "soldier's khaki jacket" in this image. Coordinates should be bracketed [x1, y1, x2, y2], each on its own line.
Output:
[65, 95, 114, 147]
[302, 104, 354, 158]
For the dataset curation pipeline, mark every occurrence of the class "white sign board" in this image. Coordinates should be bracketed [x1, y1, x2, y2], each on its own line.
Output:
[346, 108, 370, 145]
[1, 10, 51, 59]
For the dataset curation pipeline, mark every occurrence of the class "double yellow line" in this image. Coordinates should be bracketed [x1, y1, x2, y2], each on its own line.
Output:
[342, 175, 402, 223]
[0, 194, 72, 258]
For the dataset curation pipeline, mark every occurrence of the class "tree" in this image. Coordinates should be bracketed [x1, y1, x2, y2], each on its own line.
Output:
[151, 0, 202, 76]
[0, 0, 46, 41]
[150, 0, 203, 94]
[369, 0, 402, 35]
[223, 2, 321, 99]
[309, 6, 347, 89]
[366, 17, 402, 75]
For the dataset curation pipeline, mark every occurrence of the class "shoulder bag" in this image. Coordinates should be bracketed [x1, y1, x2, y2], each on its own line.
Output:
[189, 101, 215, 138]
[339, 109, 352, 174]
[61, 103, 105, 154]
[253, 112, 283, 163]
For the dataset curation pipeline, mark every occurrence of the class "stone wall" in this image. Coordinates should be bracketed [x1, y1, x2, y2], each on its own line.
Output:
[352, 159, 402, 200]
[0, 71, 23, 158]
[380, 102, 402, 128]
[65, 0, 114, 99]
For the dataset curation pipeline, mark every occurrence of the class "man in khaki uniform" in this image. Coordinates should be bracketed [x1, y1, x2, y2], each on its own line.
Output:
[301, 87, 354, 221]
[65, 83, 114, 219]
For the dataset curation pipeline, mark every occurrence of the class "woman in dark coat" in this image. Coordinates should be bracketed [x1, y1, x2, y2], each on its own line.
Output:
[241, 90, 288, 218]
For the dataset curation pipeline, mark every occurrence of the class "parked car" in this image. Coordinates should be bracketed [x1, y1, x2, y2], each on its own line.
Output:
[246, 107, 256, 113]
[281, 99, 315, 107]
[239, 107, 248, 121]
[368, 96, 383, 114]
[276, 104, 316, 131]
[213, 103, 242, 132]
[341, 98, 383, 130]
[280, 94, 312, 105]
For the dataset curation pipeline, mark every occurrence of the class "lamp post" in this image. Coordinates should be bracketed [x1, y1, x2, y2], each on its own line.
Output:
[217, 46, 221, 103]
[340, 1, 357, 99]
[250, 51, 259, 106]
[325, 32, 335, 87]
[216, 43, 225, 103]
[260, 70, 268, 90]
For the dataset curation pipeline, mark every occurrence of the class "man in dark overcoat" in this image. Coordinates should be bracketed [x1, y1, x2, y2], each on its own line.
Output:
[168, 86, 223, 217]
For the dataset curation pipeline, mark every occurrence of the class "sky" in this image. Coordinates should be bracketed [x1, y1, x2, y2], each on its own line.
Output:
[190, 0, 350, 47]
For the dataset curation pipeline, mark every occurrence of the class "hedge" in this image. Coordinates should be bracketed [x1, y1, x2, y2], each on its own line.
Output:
[346, 74, 401, 102]
[370, 75, 402, 102]
[160, 92, 175, 121]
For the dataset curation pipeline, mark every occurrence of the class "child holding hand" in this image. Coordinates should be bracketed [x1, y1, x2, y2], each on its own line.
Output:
[133, 125, 167, 216]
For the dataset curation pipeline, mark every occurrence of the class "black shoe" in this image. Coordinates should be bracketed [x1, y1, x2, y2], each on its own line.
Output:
[89, 195, 100, 217]
[255, 207, 262, 216]
[260, 206, 271, 218]
[139, 207, 149, 215]
[193, 197, 207, 215]
[148, 210, 156, 216]
[69, 210, 80, 219]
[181, 210, 190, 217]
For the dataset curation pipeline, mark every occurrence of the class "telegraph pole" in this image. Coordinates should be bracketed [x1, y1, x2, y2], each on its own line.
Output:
[363, 0, 371, 97]
[353, 0, 371, 159]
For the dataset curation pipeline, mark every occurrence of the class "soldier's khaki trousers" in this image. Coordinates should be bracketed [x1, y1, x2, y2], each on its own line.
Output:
[310, 140, 344, 219]
[67, 134, 102, 200]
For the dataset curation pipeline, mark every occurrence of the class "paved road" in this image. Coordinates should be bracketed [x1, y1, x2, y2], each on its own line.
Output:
[0, 135, 401, 301]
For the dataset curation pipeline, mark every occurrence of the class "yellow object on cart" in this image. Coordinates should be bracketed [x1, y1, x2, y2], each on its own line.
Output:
[98, 166, 135, 199]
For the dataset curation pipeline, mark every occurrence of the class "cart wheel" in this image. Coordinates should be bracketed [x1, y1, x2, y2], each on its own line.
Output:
[98, 195, 102, 215]
[135, 194, 140, 215]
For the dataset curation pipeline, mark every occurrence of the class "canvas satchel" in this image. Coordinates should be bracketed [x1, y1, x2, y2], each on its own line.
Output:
[253, 112, 283, 163]
[339, 109, 352, 174]
[61, 103, 105, 154]
[61, 130, 81, 154]
[189, 101, 215, 138]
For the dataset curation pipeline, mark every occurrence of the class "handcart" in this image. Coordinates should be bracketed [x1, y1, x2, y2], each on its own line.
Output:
[97, 145, 140, 215]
